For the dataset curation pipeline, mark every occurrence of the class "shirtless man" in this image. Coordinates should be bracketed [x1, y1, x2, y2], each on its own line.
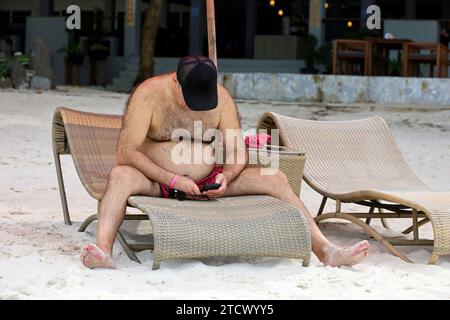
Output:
[80, 56, 369, 269]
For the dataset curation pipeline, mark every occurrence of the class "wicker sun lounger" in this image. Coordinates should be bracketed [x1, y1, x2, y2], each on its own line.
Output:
[52, 107, 311, 269]
[258, 113, 450, 264]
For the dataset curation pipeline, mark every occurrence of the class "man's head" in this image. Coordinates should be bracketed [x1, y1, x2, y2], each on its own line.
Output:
[176, 55, 218, 111]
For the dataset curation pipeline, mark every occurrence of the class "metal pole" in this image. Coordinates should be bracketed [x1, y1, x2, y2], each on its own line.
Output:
[189, 0, 204, 55]
[206, 0, 217, 68]
[245, 0, 257, 59]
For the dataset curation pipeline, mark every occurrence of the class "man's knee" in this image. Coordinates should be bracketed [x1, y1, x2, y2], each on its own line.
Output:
[108, 166, 136, 188]
[263, 169, 290, 188]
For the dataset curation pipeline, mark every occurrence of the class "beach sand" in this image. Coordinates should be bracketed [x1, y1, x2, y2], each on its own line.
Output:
[0, 87, 450, 299]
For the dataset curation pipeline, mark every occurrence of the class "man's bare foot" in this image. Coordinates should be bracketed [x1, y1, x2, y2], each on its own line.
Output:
[80, 244, 114, 269]
[322, 240, 370, 267]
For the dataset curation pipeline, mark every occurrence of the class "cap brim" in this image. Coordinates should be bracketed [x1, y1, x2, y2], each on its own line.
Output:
[181, 87, 218, 111]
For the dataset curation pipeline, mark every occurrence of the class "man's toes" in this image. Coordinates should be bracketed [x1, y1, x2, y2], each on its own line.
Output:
[353, 241, 370, 254]
[80, 251, 93, 269]
[80, 244, 114, 269]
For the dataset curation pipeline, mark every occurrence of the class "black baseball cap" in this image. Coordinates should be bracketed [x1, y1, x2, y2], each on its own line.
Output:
[176, 55, 218, 111]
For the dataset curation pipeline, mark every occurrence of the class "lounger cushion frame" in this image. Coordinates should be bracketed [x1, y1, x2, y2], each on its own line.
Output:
[52, 107, 312, 269]
[258, 112, 450, 264]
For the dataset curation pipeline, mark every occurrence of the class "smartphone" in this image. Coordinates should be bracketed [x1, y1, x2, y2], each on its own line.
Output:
[200, 183, 222, 192]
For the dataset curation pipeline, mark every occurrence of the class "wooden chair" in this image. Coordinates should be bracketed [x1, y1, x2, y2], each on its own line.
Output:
[332, 39, 371, 76]
[403, 42, 449, 78]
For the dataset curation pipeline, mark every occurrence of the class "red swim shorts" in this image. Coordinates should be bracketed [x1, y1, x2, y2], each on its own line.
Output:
[160, 166, 223, 198]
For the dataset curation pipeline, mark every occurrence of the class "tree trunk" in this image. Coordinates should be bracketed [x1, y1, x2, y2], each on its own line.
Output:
[134, 0, 164, 86]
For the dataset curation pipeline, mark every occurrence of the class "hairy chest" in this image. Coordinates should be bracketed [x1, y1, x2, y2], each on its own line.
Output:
[147, 109, 220, 141]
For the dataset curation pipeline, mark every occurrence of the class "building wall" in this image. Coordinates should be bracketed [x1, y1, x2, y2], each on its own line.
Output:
[53, 0, 129, 14]
[0, 0, 146, 15]
[25, 17, 67, 84]
[0, 0, 40, 15]
[384, 20, 440, 42]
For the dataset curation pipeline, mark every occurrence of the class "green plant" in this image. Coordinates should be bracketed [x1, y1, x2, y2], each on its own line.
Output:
[302, 35, 332, 74]
[0, 54, 8, 80]
[316, 43, 332, 73]
[304, 34, 319, 69]
[86, 8, 109, 60]
[0, 53, 29, 81]
[388, 58, 402, 76]
[88, 42, 109, 61]
[89, 43, 108, 51]
[59, 42, 85, 66]
[58, 42, 84, 56]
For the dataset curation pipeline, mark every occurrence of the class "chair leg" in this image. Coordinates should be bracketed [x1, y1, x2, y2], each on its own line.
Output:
[315, 212, 413, 263]
[302, 256, 310, 267]
[366, 207, 392, 229]
[428, 254, 440, 265]
[402, 44, 408, 77]
[54, 152, 71, 225]
[79, 201, 101, 232]
[317, 196, 328, 216]
[412, 209, 419, 240]
[335, 200, 341, 213]
[79, 209, 151, 265]
[78, 213, 141, 263]
[380, 218, 390, 229]
[316, 197, 328, 227]
[78, 214, 99, 232]
[379, 208, 391, 230]
[402, 218, 430, 234]
[365, 207, 375, 225]
[117, 230, 141, 264]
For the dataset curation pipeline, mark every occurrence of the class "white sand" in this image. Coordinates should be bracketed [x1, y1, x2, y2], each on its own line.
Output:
[1, 87, 450, 300]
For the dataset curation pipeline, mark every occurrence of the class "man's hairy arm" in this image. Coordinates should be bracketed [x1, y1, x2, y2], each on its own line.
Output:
[218, 88, 247, 183]
[203, 88, 246, 198]
[116, 86, 173, 185]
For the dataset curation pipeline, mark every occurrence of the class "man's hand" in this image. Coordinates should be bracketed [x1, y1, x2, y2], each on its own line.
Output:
[202, 173, 228, 198]
[174, 176, 202, 196]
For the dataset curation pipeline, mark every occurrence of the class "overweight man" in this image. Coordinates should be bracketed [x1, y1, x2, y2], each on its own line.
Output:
[81, 56, 369, 269]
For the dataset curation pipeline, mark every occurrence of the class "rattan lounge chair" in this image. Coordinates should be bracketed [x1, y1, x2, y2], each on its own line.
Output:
[52, 107, 311, 269]
[258, 113, 450, 264]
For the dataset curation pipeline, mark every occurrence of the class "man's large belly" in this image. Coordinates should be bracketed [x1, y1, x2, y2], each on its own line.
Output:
[140, 139, 217, 182]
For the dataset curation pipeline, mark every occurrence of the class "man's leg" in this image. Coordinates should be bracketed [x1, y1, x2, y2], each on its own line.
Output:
[81, 165, 161, 269]
[224, 167, 369, 267]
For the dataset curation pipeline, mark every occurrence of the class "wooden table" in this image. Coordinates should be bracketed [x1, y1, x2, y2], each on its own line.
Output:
[365, 38, 412, 76]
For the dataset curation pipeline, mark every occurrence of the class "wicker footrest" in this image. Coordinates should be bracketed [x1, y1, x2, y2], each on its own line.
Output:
[128, 195, 311, 270]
